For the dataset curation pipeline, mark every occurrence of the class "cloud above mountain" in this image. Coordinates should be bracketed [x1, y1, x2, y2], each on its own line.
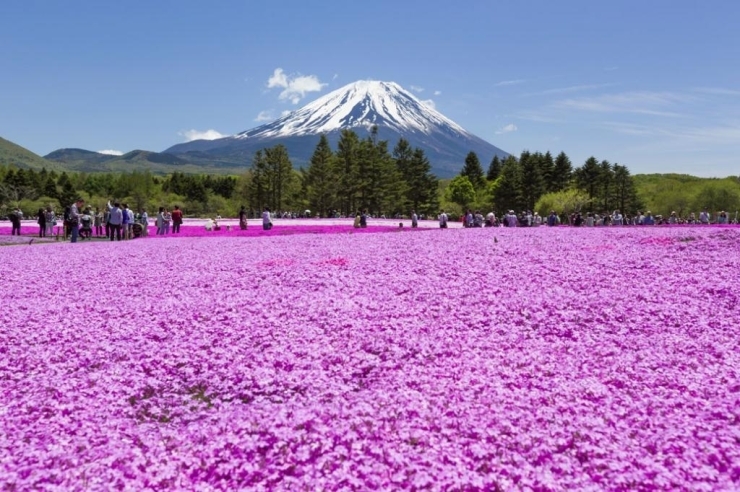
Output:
[267, 68, 327, 104]
[98, 149, 123, 156]
[178, 129, 228, 142]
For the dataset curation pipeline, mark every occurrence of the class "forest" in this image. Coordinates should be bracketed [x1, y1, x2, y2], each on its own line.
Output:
[1, 128, 739, 220]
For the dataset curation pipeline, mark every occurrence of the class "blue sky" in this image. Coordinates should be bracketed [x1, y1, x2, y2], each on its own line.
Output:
[1, 0, 739, 176]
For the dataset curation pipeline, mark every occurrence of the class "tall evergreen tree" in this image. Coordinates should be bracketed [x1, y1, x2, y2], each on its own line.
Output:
[574, 157, 601, 204]
[304, 135, 336, 216]
[493, 156, 522, 213]
[598, 160, 615, 211]
[612, 164, 641, 214]
[520, 152, 545, 211]
[552, 151, 573, 192]
[335, 129, 360, 215]
[486, 155, 502, 181]
[395, 139, 438, 214]
[460, 151, 485, 189]
[540, 151, 556, 190]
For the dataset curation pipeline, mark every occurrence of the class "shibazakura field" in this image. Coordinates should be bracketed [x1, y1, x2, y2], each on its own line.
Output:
[1, 226, 739, 490]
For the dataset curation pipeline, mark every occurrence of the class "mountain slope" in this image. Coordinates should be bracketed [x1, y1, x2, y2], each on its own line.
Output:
[43, 148, 242, 174]
[0, 136, 60, 171]
[165, 80, 507, 177]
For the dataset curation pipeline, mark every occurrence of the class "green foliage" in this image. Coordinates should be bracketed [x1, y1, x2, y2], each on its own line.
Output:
[304, 134, 336, 215]
[535, 189, 592, 217]
[492, 156, 522, 213]
[486, 155, 502, 182]
[460, 151, 485, 189]
[445, 175, 476, 210]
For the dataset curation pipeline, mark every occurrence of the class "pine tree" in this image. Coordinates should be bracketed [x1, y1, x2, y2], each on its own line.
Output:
[540, 151, 555, 191]
[486, 155, 502, 181]
[574, 157, 600, 204]
[395, 139, 438, 214]
[598, 160, 615, 212]
[335, 129, 360, 215]
[520, 152, 545, 212]
[42, 176, 58, 199]
[460, 151, 485, 189]
[493, 156, 522, 213]
[552, 152, 573, 192]
[304, 135, 336, 216]
[612, 164, 641, 214]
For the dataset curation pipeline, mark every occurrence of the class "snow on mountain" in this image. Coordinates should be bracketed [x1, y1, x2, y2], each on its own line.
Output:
[234, 80, 469, 139]
[164, 80, 507, 177]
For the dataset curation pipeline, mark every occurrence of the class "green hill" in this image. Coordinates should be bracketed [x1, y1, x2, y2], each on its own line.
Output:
[44, 147, 250, 174]
[0, 136, 60, 171]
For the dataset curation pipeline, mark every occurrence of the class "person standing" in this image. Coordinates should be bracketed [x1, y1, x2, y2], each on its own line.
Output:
[171, 205, 183, 233]
[262, 207, 272, 230]
[9, 208, 22, 236]
[156, 207, 165, 235]
[140, 209, 149, 236]
[68, 198, 84, 243]
[45, 206, 56, 237]
[438, 209, 448, 229]
[411, 210, 418, 228]
[107, 202, 123, 241]
[239, 206, 248, 230]
[163, 209, 172, 234]
[93, 208, 103, 237]
[360, 209, 368, 228]
[37, 208, 47, 237]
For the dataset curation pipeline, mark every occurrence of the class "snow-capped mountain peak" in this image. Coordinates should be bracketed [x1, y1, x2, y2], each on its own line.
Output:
[235, 80, 469, 139]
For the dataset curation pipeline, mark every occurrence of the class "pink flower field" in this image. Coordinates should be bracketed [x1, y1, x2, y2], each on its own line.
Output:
[1, 227, 739, 489]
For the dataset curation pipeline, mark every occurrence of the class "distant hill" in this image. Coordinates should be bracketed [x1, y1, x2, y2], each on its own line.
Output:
[0, 136, 60, 171]
[43, 148, 247, 174]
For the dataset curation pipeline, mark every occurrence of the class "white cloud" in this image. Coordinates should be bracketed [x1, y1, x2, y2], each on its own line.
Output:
[526, 83, 617, 96]
[555, 91, 690, 117]
[97, 149, 123, 156]
[266, 68, 327, 104]
[254, 110, 274, 122]
[495, 79, 525, 87]
[694, 87, 740, 96]
[178, 129, 228, 142]
[332, 73, 339, 80]
[495, 123, 518, 135]
[410, 85, 424, 93]
[420, 99, 436, 110]
[434, 90, 442, 96]
[281, 110, 292, 117]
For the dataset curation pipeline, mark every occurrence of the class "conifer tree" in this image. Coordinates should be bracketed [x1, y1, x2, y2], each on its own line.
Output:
[304, 134, 336, 216]
[486, 155, 502, 181]
[460, 151, 485, 189]
[552, 151, 573, 192]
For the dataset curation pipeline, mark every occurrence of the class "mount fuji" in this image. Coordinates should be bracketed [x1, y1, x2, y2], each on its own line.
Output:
[165, 80, 507, 177]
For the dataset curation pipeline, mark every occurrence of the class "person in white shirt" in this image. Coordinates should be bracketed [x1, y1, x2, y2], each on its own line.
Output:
[262, 207, 272, 230]
[438, 210, 448, 229]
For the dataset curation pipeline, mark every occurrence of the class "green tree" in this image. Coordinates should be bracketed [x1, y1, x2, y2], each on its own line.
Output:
[445, 175, 476, 211]
[535, 189, 592, 217]
[691, 181, 740, 215]
[492, 156, 522, 213]
[612, 164, 641, 214]
[335, 129, 360, 214]
[395, 139, 438, 214]
[552, 151, 573, 192]
[520, 151, 545, 211]
[460, 151, 485, 189]
[486, 155, 502, 181]
[574, 157, 601, 203]
[304, 134, 336, 215]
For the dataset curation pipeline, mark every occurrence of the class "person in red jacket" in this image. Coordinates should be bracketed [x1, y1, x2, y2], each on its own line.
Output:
[171, 205, 183, 233]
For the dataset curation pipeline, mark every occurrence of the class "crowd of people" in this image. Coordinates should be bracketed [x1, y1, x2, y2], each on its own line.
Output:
[455, 209, 738, 228]
[4, 201, 738, 242]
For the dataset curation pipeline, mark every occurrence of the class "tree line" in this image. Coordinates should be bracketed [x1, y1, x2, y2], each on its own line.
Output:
[445, 150, 647, 218]
[247, 127, 439, 217]
[2, 133, 739, 219]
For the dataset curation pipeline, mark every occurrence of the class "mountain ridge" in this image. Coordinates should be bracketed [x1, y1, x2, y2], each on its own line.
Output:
[165, 80, 508, 177]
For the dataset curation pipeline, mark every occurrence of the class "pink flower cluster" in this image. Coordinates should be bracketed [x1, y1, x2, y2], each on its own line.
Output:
[1, 227, 739, 489]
